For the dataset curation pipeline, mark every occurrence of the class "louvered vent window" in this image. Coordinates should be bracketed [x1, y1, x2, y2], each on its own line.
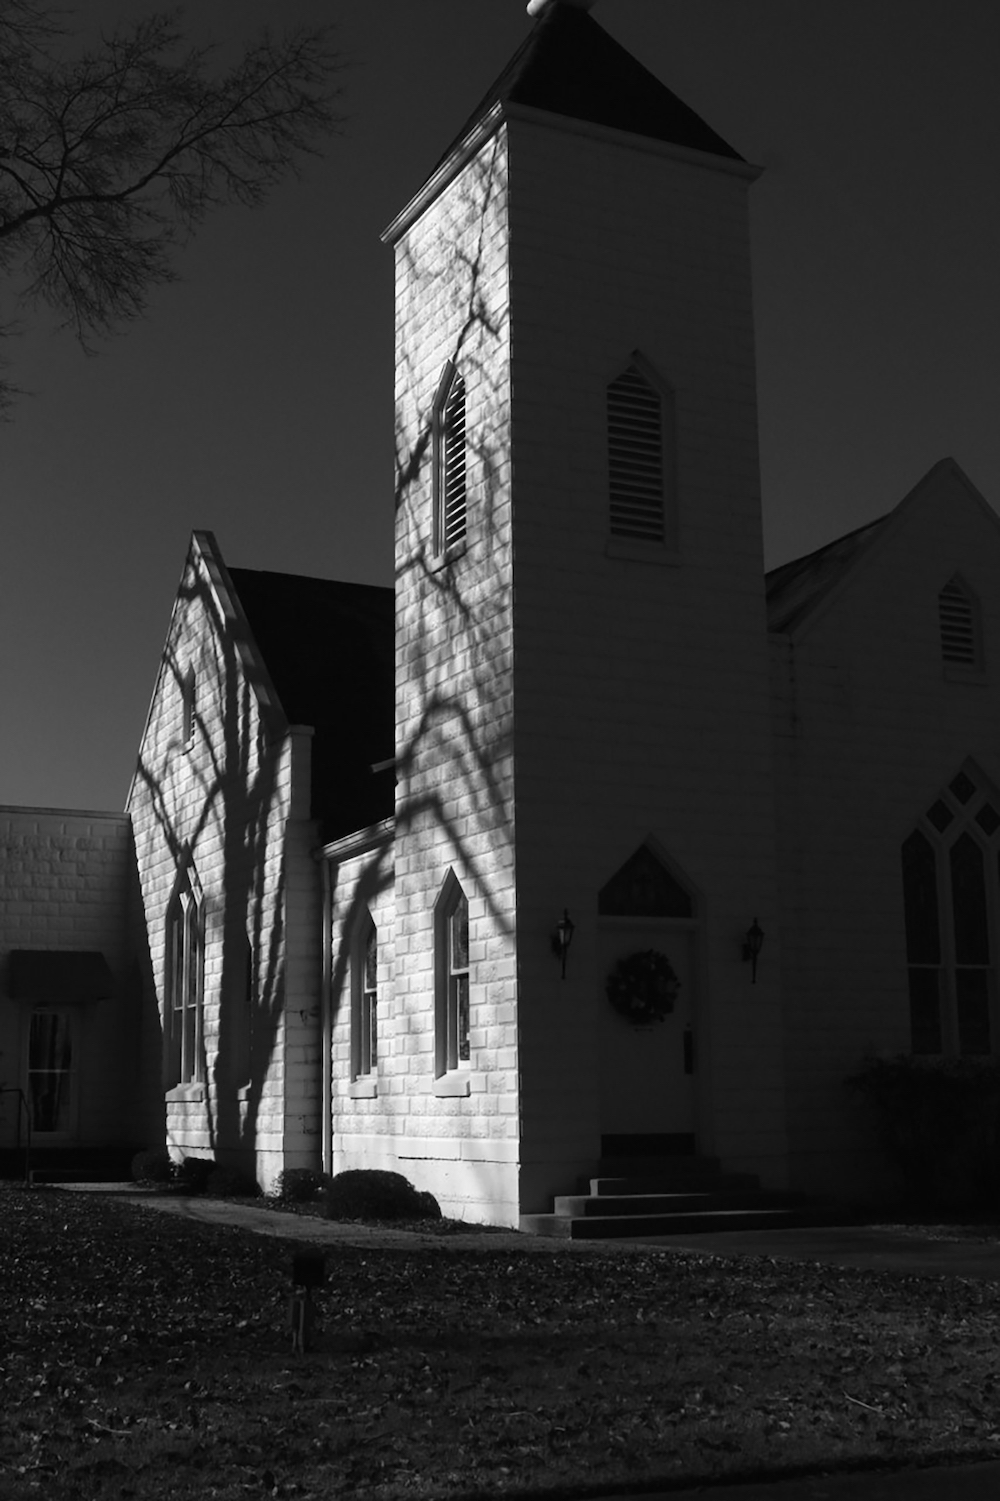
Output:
[608, 364, 664, 543]
[437, 370, 467, 555]
[939, 578, 979, 667]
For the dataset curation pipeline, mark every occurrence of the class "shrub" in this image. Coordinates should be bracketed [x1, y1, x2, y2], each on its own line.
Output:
[206, 1165, 260, 1199]
[846, 1054, 1000, 1210]
[275, 1167, 330, 1203]
[176, 1155, 215, 1193]
[326, 1169, 441, 1223]
[131, 1148, 174, 1184]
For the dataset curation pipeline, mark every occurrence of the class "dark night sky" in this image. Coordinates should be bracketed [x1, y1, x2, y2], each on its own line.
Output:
[3, 0, 998, 811]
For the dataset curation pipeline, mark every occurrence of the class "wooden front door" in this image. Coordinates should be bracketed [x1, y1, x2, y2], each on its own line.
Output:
[598, 923, 696, 1137]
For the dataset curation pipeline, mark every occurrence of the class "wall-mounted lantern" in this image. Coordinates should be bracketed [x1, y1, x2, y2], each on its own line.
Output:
[552, 909, 575, 980]
[742, 918, 764, 984]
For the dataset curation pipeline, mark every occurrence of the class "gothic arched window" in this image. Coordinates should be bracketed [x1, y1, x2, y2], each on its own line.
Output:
[901, 766, 999, 1056]
[165, 869, 203, 1086]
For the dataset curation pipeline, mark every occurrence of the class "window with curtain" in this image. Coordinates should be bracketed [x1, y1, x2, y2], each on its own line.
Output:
[27, 1009, 75, 1133]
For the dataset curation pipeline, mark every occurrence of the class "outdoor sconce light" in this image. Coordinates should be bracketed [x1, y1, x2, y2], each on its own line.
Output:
[742, 918, 765, 984]
[552, 909, 575, 980]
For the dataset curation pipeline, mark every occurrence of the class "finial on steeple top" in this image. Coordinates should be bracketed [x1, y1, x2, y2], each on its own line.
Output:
[526, 0, 596, 16]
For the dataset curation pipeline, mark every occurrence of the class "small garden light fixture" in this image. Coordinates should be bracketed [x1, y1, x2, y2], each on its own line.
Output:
[742, 918, 764, 984]
[552, 909, 575, 980]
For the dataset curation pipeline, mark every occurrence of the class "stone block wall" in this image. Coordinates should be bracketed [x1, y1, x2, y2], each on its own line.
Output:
[384, 125, 521, 1225]
[0, 806, 155, 1152]
[127, 535, 321, 1194]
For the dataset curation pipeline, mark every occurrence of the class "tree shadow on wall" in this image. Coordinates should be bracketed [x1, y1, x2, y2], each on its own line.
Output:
[328, 136, 517, 1039]
[130, 561, 289, 1175]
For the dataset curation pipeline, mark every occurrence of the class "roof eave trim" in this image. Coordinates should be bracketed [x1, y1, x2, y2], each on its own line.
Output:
[382, 103, 506, 246]
[502, 100, 760, 179]
[317, 816, 395, 863]
[767, 458, 992, 643]
[382, 98, 760, 246]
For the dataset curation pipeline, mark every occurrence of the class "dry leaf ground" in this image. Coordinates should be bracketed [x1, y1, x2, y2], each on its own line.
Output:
[3, 1185, 1000, 1500]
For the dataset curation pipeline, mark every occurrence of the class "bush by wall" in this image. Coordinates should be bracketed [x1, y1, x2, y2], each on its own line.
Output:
[846, 1054, 1000, 1210]
[130, 1148, 174, 1184]
[176, 1156, 216, 1194]
[325, 1169, 441, 1223]
[275, 1167, 330, 1203]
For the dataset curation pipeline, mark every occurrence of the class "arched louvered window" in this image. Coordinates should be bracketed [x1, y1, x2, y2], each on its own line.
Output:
[607, 360, 673, 544]
[433, 363, 467, 557]
[939, 576, 982, 669]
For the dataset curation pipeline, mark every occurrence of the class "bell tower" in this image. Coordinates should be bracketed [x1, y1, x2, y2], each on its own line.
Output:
[383, 2, 787, 1223]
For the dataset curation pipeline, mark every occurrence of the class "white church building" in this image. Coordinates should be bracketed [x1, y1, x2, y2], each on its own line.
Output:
[3, 2, 1000, 1226]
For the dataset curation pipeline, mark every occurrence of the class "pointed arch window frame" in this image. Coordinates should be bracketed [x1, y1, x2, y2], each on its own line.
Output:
[164, 865, 204, 1094]
[349, 909, 379, 1097]
[432, 360, 468, 561]
[433, 870, 472, 1096]
[605, 351, 680, 563]
[939, 574, 986, 680]
[901, 764, 1000, 1058]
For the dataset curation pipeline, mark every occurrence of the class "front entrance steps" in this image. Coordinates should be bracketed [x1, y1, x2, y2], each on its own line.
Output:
[520, 1155, 853, 1239]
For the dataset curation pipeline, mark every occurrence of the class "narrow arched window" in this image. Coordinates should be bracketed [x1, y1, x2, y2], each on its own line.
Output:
[607, 359, 673, 545]
[165, 870, 203, 1086]
[939, 576, 982, 670]
[181, 664, 196, 747]
[435, 873, 470, 1075]
[352, 913, 378, 1079]
[433, 363, 467, 557]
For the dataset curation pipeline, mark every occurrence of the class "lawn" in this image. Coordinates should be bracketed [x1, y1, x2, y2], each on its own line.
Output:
[3, 1186, 1000, 1500]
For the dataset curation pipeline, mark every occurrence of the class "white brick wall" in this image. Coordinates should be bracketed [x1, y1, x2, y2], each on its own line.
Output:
[361, 102, 790, 1224]
[127, 534, 322, 1193]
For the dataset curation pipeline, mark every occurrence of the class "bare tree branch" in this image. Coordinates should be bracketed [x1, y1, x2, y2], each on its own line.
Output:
[0, 1, 343, 407]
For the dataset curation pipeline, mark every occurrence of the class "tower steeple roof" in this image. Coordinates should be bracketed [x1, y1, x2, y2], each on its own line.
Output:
[437, 4, 743, 170]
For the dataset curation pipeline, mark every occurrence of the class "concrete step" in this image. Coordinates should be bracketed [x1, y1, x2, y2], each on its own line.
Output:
[555, 1189, 807, 1218]
[588, 1172, 760, 1196]
[519, 1204, 855, 1239]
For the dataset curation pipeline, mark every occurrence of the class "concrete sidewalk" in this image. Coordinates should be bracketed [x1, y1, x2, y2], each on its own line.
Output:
[55, 1184, 1000, 1278]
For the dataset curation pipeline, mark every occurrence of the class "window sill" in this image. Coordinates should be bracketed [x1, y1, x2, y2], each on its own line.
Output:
[605, 537, 680, 566]
[433, 1071, 471, 1098]
[431, 542, 468, 573]
[349, 1078, 378, 1099]
[165, 1083, 205, 1104]
[944, 665, 988, 685]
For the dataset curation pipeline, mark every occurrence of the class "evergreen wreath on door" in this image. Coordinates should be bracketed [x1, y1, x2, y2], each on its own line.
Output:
[605, 949, 680, 1026]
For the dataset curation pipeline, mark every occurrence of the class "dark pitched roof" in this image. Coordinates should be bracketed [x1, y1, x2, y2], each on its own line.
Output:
[436, 4, 743, 172]
[765, 515, 891, 634]
[227, 568, 394, 841]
